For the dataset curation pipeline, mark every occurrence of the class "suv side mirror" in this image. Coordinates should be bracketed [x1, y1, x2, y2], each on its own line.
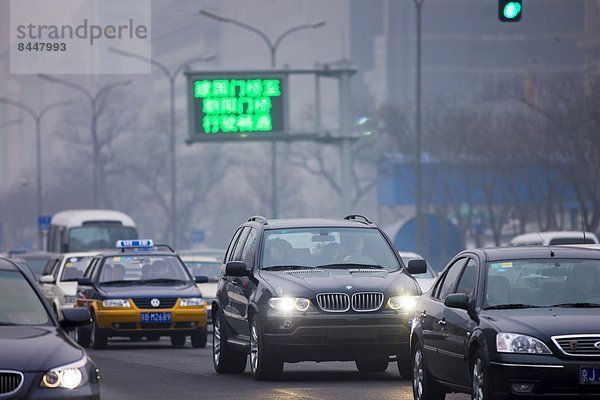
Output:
[59, 307, 91, 329]
[195, 275, 209, 283]
[39, 275, 55, 284]
[407, 259, 428, 275]
[77, 277, 92, 286]
[225, 261, 248, 277]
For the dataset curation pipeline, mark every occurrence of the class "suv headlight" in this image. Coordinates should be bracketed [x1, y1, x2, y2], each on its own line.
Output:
[40, 356, 89, 389]
[268, 297, 311, 312]
[180, 298, 205, 307]
[102, 299, 131, 308]
[496, 332, 552, 354]
[387, 295, 418, 312]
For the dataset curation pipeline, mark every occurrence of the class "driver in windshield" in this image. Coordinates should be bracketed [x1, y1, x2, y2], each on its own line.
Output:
[264, 238, 292, 266]
[151, 260, 171, 279]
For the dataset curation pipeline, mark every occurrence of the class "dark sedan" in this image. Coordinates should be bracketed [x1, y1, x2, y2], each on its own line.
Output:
[411, 246, 600, 400]
[213, 215, 426, 380]
[0, 257, 100, 399]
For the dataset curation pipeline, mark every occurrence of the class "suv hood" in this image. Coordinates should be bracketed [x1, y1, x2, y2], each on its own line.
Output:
[0, 326, 84, 372]
[259, 268, 419, 295]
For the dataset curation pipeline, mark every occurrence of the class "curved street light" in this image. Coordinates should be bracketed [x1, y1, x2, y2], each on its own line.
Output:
[199, 9, 326, 218]
[108, 47, 216, 248]
[37, 75, 131, 208]
[0, 97, 71, 249]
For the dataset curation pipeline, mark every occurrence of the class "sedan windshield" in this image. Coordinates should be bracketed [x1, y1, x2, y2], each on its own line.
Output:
[262, 227, 400, 271]
[0, 270, 50, 326]
[485, 259, 600, 309]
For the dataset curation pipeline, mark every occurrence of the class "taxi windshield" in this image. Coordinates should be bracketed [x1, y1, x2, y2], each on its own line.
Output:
[98, 255, 191, 283]
[0, 270, 50, 326]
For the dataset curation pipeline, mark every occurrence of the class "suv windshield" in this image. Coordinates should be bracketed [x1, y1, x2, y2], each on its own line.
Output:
[0, 270, 50, 326]
[262, 227, 400, 271]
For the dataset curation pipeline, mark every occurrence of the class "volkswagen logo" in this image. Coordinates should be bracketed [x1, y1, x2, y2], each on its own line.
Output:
[150, 298, 160, 308]
[594, 341, 600, 350]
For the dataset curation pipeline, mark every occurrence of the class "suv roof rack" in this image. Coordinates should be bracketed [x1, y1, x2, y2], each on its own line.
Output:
[344, 214, 373, 224]
[247, 215, 268, 224]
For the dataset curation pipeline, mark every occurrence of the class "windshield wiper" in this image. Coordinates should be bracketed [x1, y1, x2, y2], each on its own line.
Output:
[142, 278, 188, 284]
[485, 303, 542, 310]
[318, 263, 385, 269]
[0, 322, 18, 326]
[548, 302, 600, 308]
[262, 265, 313, 271]
[99, 280, 145, 286]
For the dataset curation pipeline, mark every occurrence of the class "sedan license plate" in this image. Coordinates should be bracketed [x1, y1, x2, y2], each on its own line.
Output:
[140, 312, 172, 323]
[580, 367, 600, 384]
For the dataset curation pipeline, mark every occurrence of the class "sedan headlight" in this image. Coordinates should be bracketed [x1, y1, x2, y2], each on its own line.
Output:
[180, 298, 205, 307]
[102, 299, 131, 308]
[496, 332, 552, 354]
[40, 356, 88, 389]
[268, 297, 311, 312]
[387, 295, 418, 312]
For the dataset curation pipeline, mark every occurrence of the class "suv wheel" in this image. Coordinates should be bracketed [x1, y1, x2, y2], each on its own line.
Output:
[213, 312, 247, 374]
[191, 327, 207, 348]
[250, 316, 283, 381]
[355, 359, 389, 372]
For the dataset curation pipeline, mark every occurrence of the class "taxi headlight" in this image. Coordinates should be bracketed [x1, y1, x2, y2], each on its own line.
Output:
[180, 298, 205, 307]
[40, 356, 88, 389]
[268, 297, 311, 312]
[387, 295, 418, 311]
[102, 299, 131, 308]
[496, 332, 552, 354]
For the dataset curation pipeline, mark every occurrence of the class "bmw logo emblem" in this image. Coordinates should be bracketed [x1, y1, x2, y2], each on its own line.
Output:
[346, 285, 353, 290]
[150, 298, 160, 308]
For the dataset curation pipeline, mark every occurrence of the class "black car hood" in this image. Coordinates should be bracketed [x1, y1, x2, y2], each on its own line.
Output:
[0, 326, 84, 372]
[98, 282, 200, 298]
[481, 307, 600, 338]
[259, 268, 419, 295]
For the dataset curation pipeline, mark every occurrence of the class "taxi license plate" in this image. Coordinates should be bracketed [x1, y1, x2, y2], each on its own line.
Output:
[580, 367, 600, 384]
[140, 312, 172, 323]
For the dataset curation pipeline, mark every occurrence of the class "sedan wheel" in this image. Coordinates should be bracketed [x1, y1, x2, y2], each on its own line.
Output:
[412, 342, 445, 400]
[472, 351, 491, 400]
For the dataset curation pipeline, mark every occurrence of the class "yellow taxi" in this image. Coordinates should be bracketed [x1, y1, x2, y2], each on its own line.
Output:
[75, 240, 208, 349]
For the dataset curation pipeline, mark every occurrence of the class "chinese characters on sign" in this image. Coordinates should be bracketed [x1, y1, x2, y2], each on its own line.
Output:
[189, 74, 286, 138]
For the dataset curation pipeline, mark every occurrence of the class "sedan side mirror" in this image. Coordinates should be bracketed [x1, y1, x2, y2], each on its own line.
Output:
[444, 293, 470, 310]
[59, 307, 91, 329]
[407, 259, 428, 275]
[195, 275, 209, 283]
[225, 261, 248, 277]
[39, 275, 55, 284]
[77, 277, 92, 286]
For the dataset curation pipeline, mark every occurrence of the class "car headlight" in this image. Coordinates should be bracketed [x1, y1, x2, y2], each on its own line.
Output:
[268, 297, 311, 312]
[40, 356, 88, 389]
[102, 299, 131, 308]
[180, 298, 206, 307]
[496, 332, 552, 354]
[387, 295, 418, 312]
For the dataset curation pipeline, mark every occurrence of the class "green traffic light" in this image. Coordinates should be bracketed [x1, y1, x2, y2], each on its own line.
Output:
[503, 2, 522, 19]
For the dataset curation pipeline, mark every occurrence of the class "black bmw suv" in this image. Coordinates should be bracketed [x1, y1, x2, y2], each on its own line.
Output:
[212, 215, 427, 380]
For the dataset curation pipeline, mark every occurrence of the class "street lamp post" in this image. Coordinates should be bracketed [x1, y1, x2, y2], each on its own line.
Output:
[414, 0, 424, 254]
[37, 75, 130, 209]
[108, 47, 216, 248]
[0, 97, 71, 250]
[199, 9, 325, 218]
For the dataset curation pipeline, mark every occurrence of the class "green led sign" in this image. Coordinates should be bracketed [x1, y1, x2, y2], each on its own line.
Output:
[187, 73, 287, 140]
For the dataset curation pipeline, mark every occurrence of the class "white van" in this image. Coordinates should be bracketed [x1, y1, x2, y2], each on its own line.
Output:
[47, 209, 138, 253]
[509, 231, 599, 246]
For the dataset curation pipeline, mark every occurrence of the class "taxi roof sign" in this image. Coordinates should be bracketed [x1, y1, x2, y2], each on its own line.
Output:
[116, 239, 153, 248]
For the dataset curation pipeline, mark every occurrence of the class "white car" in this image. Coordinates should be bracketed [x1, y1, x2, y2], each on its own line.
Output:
[180, 251, 224, 323]
[39, 251, 98, 319]
[509, 231, 599, 246]
[398, 251, 437, 292]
